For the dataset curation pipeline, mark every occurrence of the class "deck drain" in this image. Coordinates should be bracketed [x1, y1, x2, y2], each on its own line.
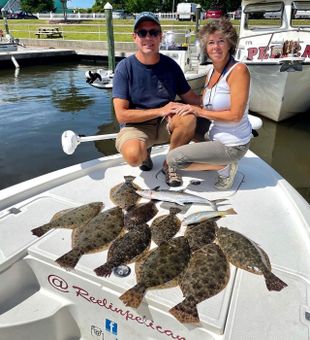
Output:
[113, 265, 131, 278]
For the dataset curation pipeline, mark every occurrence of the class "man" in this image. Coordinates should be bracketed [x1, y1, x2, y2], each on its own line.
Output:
[112, 12, 200, 187]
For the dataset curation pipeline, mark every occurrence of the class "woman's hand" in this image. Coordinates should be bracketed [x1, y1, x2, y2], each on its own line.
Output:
[173, 104, 198, 117]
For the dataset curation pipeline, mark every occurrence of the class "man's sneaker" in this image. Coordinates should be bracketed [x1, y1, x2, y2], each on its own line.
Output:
[139, 148, 153, 171]
[162, 162, 183, 187]
[214, 163, 238, 190]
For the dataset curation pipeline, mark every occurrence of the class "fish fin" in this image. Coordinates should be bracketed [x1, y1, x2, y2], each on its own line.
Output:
[119, 283, 146, 308]
[224, 208, 237, 215]
[169, 299, 200, 323]
[94, 263, 113, 277]
[55, 248, 82, 270]
[264, 271, 288, 292]
[31, 224, 50, 237]
[152, 186, 161, 191]
[169, 207, 182, 215]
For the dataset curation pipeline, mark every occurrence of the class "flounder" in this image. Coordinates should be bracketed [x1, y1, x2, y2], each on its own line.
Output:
[119, 236, 191, 308]
[31, 202, 104, 237]
[169, 243, 230, 323]
[215, 227, 287, 291]
[124, 201, 158, 229]
[150, 207, 181, 245]
[184, 218, 217, 252]
[110, 175, 141, 210]
[94, 223, 152, 277]
[55, 206, 124, 269]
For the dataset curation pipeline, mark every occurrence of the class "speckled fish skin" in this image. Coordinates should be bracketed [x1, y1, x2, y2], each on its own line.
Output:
[182, 208, 237, 226]
[110, 175, 141, 210]
[119, 236, 191, 308]
[124, 201, 158, 230]
[150, 207, 181, 246]
[94, 223, 152, 277]
[169, 243, 230, 323]
[184, 219, 217, 252]
[55, 206, 124, 269]
[31, 202, 104, 237]
[216, 227, 287, 291]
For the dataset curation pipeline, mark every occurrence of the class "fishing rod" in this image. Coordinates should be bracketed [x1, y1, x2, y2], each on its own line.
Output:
[61, 130, 117, 155]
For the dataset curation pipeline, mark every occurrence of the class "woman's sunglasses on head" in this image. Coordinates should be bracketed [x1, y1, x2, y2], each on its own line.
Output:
[135, 29, 161, 38]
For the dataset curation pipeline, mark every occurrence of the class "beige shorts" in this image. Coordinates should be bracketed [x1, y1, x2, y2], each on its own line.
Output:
[115, 118, 170, 152]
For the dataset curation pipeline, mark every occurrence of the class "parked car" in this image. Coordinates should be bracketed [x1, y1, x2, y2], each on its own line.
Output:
[204, 9, 224, 19]
[7, 12, 38, 19]
[112, 10, 127, 19]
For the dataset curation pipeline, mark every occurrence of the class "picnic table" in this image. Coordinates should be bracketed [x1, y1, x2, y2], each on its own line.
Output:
[35, 27, 62, 39]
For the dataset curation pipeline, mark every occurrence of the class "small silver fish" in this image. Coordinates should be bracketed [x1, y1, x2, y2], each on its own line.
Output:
[182, 208, 237, 226]
[136, 187, 226, 211]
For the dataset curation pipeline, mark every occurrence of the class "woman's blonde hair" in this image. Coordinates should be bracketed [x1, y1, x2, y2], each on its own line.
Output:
[199, 18, 238, 56]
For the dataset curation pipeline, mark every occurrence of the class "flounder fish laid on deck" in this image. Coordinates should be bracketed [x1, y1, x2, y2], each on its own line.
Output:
[110, 175, 141, 210]
[136, 187, 226, 211]
[182, 208, 237, 226]
[215, 227, 287, 291]
[150, 207, 181, 245]
[94, 223, 152, 277]
[119, 236, 191, 308]
[169, 243, 230, 323]
[55, 206, 124, 269]
[184, 219, 217, 252]
[124, 201, 158, 229]
[31, 202, 104, 237]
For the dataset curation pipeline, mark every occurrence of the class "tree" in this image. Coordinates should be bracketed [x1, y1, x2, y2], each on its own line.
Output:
[20, 0, 55, 13]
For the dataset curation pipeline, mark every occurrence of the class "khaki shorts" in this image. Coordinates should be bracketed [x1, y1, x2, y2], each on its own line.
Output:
[115, 118, 170, 152]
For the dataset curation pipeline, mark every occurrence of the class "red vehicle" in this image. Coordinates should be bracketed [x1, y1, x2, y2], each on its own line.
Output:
[204, 9, 224, 19]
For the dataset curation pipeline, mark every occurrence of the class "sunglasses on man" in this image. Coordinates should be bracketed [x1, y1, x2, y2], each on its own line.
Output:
[135, 29, 161, 38]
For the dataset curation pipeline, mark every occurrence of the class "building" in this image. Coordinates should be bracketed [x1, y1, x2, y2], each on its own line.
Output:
[0, 0, 72, 13]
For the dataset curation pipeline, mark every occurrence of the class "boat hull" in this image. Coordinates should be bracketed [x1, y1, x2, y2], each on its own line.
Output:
[235, 0, 310, 121]
[0, 42, 18, 52]
[247, 63, 310, 121]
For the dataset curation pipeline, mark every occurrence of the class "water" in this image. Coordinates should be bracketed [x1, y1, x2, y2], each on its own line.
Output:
[0, 63, 309, 204]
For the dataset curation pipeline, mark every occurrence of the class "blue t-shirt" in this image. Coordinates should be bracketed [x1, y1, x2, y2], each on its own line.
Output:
[112, 54, 190, 109]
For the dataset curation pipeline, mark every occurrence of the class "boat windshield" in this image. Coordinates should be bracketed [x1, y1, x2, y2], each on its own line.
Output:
[291, 1, 310, 27]
[244, 1, 284, 30]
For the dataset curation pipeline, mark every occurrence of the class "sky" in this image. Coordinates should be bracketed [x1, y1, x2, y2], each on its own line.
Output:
[68, 0, 95, 9]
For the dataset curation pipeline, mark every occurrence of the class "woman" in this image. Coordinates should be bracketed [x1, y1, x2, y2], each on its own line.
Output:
[166, 18, 253, 190]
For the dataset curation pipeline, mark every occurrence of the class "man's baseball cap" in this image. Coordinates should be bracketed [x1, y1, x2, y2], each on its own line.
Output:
[133, 12, 161, 30]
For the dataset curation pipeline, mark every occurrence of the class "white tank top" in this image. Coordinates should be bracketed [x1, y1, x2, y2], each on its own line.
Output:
[202, 63, 252, 146]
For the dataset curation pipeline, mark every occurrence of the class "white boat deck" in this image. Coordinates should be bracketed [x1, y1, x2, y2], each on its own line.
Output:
[0, 146, 309, 339]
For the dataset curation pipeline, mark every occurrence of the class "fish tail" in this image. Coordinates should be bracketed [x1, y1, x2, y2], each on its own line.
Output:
[31, 223, 50, 237]
[55, 248, 83, 270]
[94, 263, 113, 277]
[210, 199, 228, 211]
[264, 271, 288, 291]
[119, 283, 146, 308]
[169, 299, 200, 323]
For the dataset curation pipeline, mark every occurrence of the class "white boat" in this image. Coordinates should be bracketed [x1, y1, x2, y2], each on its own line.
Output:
[0, 118, 310, 339]
[235, 0, 310, 122]
[85, 30, 209, 94]
[85, 69, 114, 89]
[0, 41, 18, 52]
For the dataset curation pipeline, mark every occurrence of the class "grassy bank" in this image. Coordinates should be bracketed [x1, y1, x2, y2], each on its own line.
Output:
[1, 19, 237, 42]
